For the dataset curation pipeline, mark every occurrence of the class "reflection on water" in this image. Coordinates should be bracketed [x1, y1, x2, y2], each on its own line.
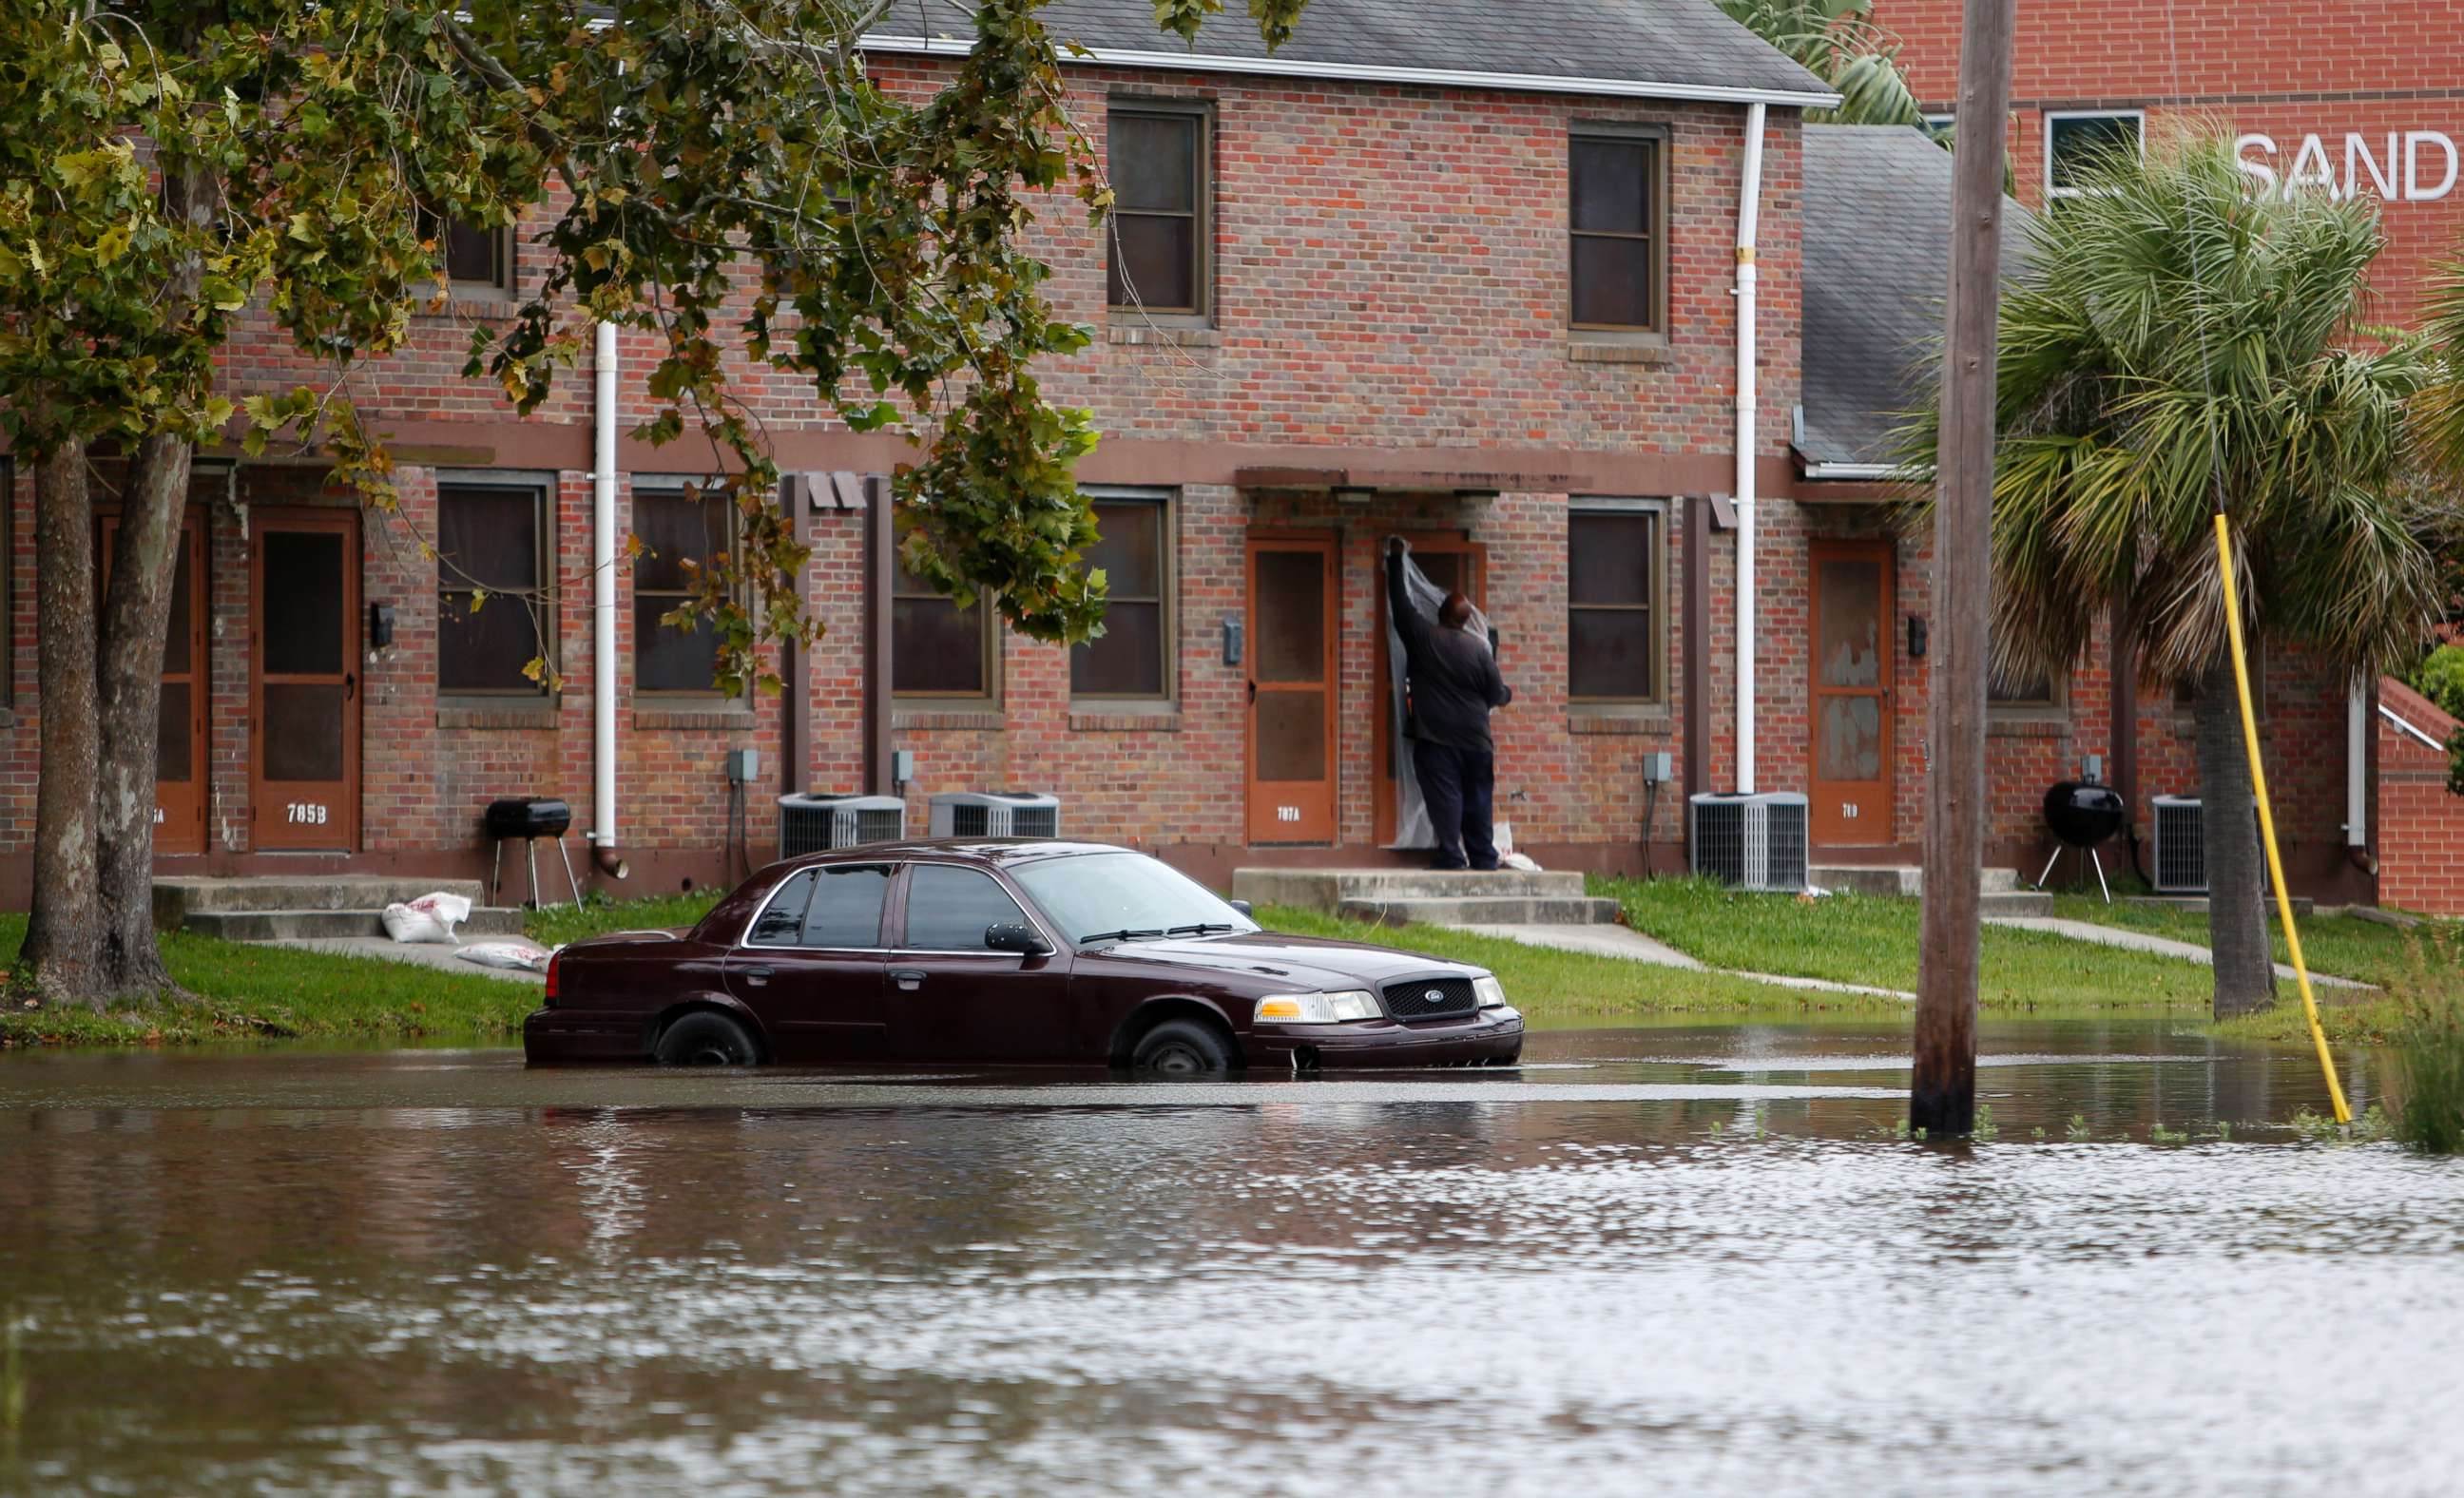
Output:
[2, 1022, 2459, 1496]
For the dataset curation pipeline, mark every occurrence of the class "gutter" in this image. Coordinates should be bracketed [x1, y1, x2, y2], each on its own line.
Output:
[861, 33, 1840, 110]
[1734, 101, 1766, 793]
[2347, 679, 2368, 846]
[1790, 407, 1902, 482]
[588, 320, 628, 881]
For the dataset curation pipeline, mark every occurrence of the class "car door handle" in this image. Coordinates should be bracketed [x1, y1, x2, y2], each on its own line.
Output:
[741, 966, 773, 987]
[891, 969, 926, 991]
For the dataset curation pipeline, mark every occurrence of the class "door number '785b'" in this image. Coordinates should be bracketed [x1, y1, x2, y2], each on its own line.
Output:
[285, 803, 330, 825]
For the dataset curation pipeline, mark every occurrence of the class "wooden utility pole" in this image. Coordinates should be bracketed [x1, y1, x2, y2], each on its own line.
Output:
[1913, 0, 2017, 1136]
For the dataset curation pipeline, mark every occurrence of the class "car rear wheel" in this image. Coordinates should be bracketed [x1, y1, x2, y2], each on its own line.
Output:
[655, 1011, 760, 1067]
[1131, 1019, 1235, 1078]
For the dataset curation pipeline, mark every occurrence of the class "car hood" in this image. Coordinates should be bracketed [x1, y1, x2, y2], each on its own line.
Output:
[1085, 931, 1480, 991]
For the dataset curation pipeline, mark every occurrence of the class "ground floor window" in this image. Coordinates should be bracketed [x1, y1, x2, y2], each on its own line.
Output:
[1071, 489, 1174, 703]
[436, 479, 551, 698]
[894, 555, 998, 703]
[632, 478, 736, 696]
[1566, 501, 1668, 704]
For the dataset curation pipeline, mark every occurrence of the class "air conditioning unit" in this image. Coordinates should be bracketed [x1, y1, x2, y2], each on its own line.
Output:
[930, 791, 1061, 839]
[777, 793, 906, 858]
[1687, 792, 1809, 893]
[2151, 795, 2204, 893]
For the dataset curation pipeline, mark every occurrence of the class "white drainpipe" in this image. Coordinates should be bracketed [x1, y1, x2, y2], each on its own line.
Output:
[1734, 102, 1766, 793]
[589, 319, 625, 877]
[2346, 677, 2368, 847]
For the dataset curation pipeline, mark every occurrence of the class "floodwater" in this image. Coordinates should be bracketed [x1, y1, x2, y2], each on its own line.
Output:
[3, 1020, 2460, 1497]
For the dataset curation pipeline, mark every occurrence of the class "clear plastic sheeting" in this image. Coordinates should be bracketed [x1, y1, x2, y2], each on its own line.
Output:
[1385, 543, 1495, 851]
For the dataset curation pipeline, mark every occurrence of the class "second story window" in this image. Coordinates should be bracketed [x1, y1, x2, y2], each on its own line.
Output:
[1107, 103, 1209, 319]
[1569, 127, 1665, 335]
[416, 209, 515, 298]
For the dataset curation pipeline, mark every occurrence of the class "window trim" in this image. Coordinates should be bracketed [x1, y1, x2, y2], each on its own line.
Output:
[630, 473, 745, 701]
[1104, 96, 1214, 325]
[1567, 122, 1670, 339]
[1566, 497, 1671, 708]
[2044, 108, 2146, 200]
[891, 554, 1002, 707]
[1070, 486, 1178, 708]
[741, 863, 895, 951]
[434, 471, 557, 709]
[1988, 663, 2069, 720]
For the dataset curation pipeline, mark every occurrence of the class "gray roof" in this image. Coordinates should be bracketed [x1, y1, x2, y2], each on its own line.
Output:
[1799, 125, 2033, 471]
[866, 1, 1832, 104]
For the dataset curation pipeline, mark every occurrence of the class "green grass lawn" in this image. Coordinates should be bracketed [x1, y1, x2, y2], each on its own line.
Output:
[524, 889, 722, 947]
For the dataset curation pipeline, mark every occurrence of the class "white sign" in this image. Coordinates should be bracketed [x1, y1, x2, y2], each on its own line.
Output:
[2236, 130, 2458, 203]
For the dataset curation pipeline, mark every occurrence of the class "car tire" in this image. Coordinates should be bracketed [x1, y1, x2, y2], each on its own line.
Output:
[1130, 1018, 1236, 1078]
[654, 1010, 760, 1067]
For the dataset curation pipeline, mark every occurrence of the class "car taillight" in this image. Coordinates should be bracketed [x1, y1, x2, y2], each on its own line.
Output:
[543, 951, 562, 1007]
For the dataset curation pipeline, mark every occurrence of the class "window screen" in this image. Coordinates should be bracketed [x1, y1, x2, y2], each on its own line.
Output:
[749, 870, 818, 945]
[900, 865, 1030, 951]
[1107, 107, 1205, 315]
[437, 484, 549, 696]
[634, 486, 731, 694]
[1567, 509, 1664, 701]
[1070, 496, 1169, 699]
[1569, 134, 1660, 331]
[801, 865, 891, 948]
[893, 557, 993, 699]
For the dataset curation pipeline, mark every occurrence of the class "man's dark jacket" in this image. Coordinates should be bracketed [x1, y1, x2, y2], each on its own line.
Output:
[1387, 548, 1511, 752]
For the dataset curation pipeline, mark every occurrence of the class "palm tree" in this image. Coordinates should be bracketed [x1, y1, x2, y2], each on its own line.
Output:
[1901, 133, 2452, 1017]
[1719, 0, 1928, 128]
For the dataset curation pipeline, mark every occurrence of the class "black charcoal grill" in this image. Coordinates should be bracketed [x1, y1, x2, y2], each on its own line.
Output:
[2035, 780, 2127, 904]
[486, 797, 581, 910]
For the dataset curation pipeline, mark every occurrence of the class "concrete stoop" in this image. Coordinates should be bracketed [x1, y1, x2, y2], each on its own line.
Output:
[1808, 864, 2054, 917]
[154, 876, 526, 942]
[1231, 868, 1620, 929]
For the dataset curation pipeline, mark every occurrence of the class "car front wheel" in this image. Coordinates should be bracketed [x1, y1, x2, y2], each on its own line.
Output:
[655, 1011, 760, 1067]
[1130, 1019, 1235, 1078]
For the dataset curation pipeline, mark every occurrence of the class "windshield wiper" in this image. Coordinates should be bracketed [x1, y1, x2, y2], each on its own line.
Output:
[1164, 922, 1240, 936]
[1079, 927, 1166, 945]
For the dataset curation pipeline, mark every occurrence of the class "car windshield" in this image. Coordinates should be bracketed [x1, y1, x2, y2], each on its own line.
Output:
[1011, 853, 1261, 944]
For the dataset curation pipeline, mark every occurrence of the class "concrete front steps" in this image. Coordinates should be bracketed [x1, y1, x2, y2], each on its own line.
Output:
[1809, 864, 2054, 917]
[1230, 867, 1622, 928]
[154, 876, 526, 942]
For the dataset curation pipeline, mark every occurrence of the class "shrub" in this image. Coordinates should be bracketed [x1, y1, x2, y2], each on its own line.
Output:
[2388, 931, 2464, 1153]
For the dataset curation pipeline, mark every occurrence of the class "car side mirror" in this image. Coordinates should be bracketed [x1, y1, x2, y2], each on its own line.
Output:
[984, 921, 1050, 956]
[1228, 899, 1253, 918]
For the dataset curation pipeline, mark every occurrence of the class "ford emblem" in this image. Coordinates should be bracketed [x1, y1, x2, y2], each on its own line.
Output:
[1425, 989, 1444, 1003]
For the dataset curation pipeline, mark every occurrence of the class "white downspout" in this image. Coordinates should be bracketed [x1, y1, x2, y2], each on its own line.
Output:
[1734, 102, 1766, 793]
[2346, 676, 2368, 848]
[590, 319, 624, 876]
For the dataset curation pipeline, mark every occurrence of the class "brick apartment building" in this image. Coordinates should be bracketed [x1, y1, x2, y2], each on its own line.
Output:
[0, 0, 2454, 912]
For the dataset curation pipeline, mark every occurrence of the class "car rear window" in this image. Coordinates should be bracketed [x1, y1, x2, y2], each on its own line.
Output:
[900, 865, 1030, 951]
[803, 865, 890, 948]
[748, 870, 816, 945]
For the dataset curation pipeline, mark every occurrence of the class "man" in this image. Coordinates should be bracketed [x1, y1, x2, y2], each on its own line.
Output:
[1386, 536, 1512, 871]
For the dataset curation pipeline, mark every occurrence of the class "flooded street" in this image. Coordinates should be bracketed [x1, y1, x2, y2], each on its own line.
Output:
[4, 1022, 2460, 1496]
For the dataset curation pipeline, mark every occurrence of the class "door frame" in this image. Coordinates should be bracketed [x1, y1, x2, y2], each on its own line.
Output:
[248, 506, 362, 852]
[1807, 539, 1895, 848]
[95, 506, 211, 856]
[1373, 532, 1487, 847]
[1243, 529, 1341, 845]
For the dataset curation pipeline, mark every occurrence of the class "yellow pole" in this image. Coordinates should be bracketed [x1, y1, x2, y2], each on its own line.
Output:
[2211, 512, 2352, 1124]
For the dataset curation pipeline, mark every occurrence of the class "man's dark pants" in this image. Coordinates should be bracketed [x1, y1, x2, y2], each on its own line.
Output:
[1414, 741, 1498, 871]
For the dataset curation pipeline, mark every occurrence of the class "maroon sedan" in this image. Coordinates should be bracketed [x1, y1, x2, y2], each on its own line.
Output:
[523, 840, 1524, 1074]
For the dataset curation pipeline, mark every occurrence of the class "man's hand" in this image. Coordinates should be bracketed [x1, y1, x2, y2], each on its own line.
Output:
[1388, 535, 1407, 556]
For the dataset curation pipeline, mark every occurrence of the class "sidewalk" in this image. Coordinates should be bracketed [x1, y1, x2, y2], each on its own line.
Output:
[267, 935, 548, 986]
[1981, 916, 2375, 989]
[1459, 923, 1917, 1001]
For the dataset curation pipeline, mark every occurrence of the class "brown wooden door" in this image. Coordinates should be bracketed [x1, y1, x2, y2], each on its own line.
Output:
[250, 510, 360, 851]
[98, 510, 209, 855]
[1809, 542, 1893, 846]
[1246, 533, 1339, 844]
[1374, 536, 1486, 846]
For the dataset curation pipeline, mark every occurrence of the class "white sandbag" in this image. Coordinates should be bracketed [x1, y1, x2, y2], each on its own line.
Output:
[457, 941, 555, 972]
[1493, 820, 1543, 873]
[380, 891, 474, 944]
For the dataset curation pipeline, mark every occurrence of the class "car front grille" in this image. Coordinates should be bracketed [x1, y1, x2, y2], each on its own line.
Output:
[1380, 976, 1479, 1022]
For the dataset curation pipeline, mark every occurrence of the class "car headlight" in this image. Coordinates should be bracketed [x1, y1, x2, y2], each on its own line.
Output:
[1473, 974, 1509, 1009]
[1254, 990, 1381, 1025]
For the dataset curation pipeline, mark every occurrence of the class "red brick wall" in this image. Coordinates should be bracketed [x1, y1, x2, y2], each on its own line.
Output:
[2377, 677, 2464, 916]
[1872, 0, 2464, 325]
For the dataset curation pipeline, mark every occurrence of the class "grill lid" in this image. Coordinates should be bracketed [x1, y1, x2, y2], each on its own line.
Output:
[485, 797, 572, 837]
[2042, 781, 2125, 848]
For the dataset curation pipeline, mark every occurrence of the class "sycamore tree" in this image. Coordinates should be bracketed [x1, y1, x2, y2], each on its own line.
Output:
[0, 0, 1308, 1005]
[1900, 134, 2454, 1017]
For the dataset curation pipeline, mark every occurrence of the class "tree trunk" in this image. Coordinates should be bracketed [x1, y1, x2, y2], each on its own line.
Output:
[2191, 655, 2278, 1017]
[17, 444, 106, 1006]
[92, 432, 195, 997]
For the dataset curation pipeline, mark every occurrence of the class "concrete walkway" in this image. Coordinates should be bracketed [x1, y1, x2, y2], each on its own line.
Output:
[1983, 915, 2375, 989]
[1459, 923, 1917, 1001]
[268, 935, 548, 985]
